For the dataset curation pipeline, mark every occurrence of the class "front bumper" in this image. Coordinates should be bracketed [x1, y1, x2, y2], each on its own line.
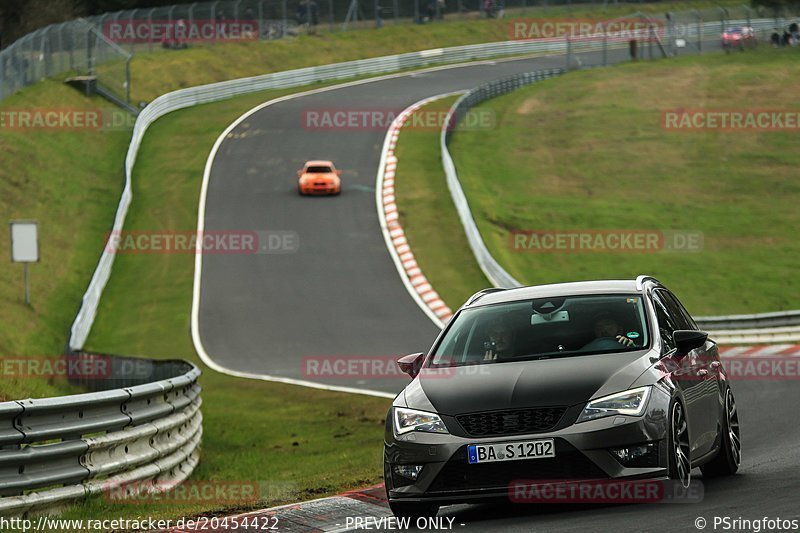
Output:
[384, 390, 670, 505]
[300, 185, 338, 194]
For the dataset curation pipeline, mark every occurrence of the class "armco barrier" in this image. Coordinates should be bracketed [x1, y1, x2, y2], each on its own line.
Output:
[69, 18, 775, 351]
[0, 353, 201, 516]
[439, 65, 800, 344]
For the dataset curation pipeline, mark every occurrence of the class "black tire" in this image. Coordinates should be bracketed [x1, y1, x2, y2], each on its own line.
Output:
[701, 387, 741, 477]
[388, 501, 440, 519]
[668, 398, 692, 488]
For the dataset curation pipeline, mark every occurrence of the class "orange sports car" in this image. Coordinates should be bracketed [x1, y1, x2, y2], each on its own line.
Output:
[297, 160, 341, 195]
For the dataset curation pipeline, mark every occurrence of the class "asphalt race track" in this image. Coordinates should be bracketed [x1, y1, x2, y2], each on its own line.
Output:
[195, 42, 800, 530]
[197, 47, 638, 395]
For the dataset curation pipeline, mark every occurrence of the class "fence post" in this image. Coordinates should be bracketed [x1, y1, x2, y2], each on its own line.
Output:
[86, 27, 93, 77]
[566, 34, 571, 70]
[602, 22, 607, 66]
[257, 0, 264, 39]
[128, 10, 138, 55]
[148, 8, 156, 53]
[42, 28, 51, 78]
[695, 11, 701, 52]
[125, 57, 131, 104]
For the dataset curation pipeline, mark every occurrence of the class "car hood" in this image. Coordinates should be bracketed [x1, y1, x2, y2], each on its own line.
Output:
[404, 350, 658, 415]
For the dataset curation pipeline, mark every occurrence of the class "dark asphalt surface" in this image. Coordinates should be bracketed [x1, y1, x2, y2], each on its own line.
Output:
[195, 40, 800, 531]
[446, 380, 800, 531]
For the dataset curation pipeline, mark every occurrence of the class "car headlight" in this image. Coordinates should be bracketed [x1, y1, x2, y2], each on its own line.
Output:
[394, 407, 449, 435]
[578, 386, 651, 423]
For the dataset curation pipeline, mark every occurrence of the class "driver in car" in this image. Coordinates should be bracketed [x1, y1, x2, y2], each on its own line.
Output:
[483, 322, 516, 361]
[592, 313, 635, 347]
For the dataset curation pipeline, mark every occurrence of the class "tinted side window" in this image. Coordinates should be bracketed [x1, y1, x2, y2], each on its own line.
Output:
[651, 291, 678, 352]
[663, 291, 698, 330]
[656, 289, 694, 331]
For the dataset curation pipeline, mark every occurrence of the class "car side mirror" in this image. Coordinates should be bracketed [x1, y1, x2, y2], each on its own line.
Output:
[397, 352, 425, 379]
[674, 330, 708, 356]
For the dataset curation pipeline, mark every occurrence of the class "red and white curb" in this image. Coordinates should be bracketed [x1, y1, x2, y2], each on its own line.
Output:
[166, 485, 391, 532]
[377, 93, 465, 329]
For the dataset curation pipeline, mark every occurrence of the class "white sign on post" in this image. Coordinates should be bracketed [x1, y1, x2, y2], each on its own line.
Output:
[10, 220, 38, 305]
[11, 221, 39, 263]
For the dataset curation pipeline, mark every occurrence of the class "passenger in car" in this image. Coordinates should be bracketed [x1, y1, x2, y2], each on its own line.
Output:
[591, 313, 635, 347]
[483, 322, 516, 361]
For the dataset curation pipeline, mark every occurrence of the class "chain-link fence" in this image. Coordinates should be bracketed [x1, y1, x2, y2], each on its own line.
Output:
[564, 5, 795, 69]
[0, 19, 132, 105]
[1, 1, 797, 106]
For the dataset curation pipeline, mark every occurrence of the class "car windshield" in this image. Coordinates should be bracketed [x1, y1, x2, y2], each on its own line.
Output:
[429, 294, 649, 367]
[726, 27, 742, 33]
[306, 166, 333, 173]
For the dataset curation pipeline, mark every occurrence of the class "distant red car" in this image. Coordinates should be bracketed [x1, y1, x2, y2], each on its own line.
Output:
[297, 160, 341, 196]
[722, 26, 757, 51]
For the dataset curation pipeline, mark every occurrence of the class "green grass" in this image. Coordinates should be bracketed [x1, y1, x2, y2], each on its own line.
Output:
[395, 96, 492, 308]
[397, 48, 800, 316]
[0, 83, 131, 401]
[122, 0, 745, 103]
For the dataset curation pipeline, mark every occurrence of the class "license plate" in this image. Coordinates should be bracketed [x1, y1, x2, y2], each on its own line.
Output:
[467, 439, 555, 464]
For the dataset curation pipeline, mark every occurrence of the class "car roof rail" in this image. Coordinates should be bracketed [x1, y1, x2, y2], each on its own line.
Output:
[635, 274, 661, 290]
[466, 287, 507, 306]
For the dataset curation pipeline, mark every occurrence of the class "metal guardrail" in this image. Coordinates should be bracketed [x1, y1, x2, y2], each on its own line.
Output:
[441, 68, 566, 289]
[0, 353, 201, 517]
[68, 16, 784, 351]
[439, 48, 799, 344]
[696, 310, 800, 330]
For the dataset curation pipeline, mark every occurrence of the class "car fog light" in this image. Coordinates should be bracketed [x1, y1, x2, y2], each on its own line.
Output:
[611, 442, 659, 467]
[393, 464, 423, 480]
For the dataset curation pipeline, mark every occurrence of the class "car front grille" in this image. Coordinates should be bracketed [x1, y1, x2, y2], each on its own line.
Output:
[456, 407, 567, 437]
[427, 442, 607, 494]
